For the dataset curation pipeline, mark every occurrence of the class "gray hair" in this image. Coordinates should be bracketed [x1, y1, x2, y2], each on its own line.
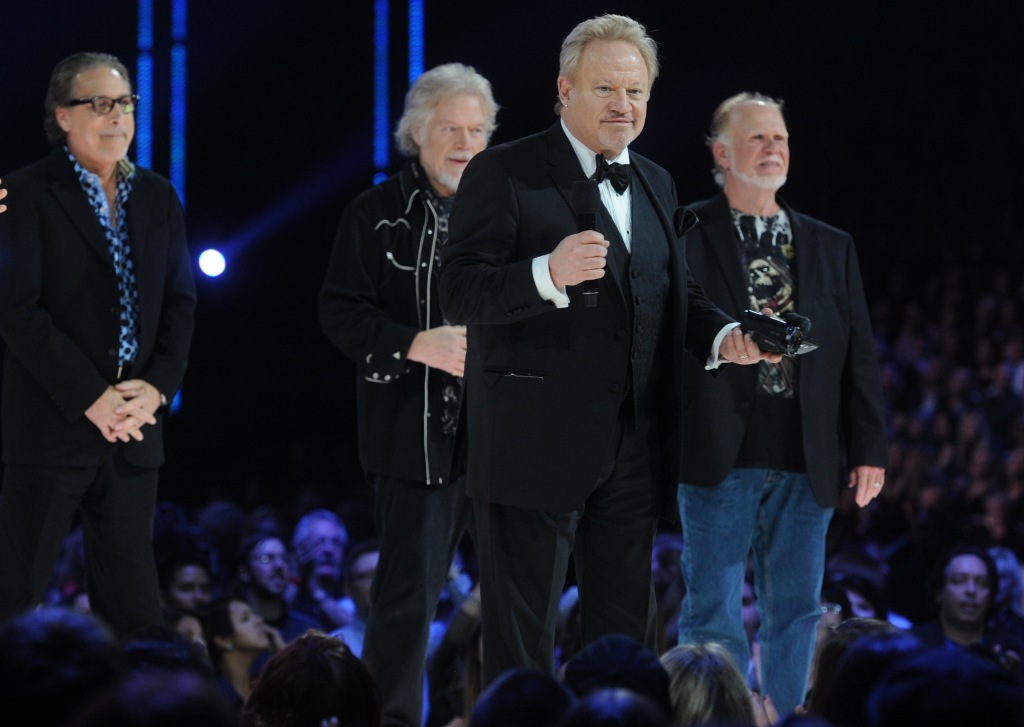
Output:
[44, 52, 132, 146]
[706, 91, 784, 186]
[394, 62, 499, 157]
[559, 14, 659, 89]
[291, 508, 349, 551]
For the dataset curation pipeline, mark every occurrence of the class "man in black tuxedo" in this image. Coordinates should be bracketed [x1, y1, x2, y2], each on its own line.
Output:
[439, 15, 774, 683]
[675, 92, 888, 715]
[0, 53, 196, 635]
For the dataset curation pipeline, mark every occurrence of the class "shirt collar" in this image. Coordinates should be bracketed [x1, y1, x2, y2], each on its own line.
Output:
[560, 118, 631, 178]
[63, 146, 137, 184]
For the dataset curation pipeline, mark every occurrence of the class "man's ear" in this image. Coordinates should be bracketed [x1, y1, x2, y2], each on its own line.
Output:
[556, 75, 572, 107]
[712, 140, 730, 172]
[55, 108, 72, 133]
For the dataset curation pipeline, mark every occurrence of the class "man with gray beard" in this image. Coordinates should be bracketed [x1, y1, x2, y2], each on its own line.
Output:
[675, 92, 888, 716]
[320, 63, 498, 727]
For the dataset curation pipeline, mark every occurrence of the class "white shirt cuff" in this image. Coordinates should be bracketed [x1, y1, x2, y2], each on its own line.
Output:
[706, 322, 742, 369]
[533, 255, 569, 308]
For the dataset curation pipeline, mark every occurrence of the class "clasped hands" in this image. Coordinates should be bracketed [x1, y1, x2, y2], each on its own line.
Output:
[84, 379, 162, 443]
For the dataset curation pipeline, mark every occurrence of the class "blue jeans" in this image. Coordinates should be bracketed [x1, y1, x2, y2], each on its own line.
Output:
[677, 469, 832, 715]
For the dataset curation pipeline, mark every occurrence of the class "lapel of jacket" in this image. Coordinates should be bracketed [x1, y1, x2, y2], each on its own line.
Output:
[702, 192, 751, 313]
[630, 155, 676, 246]
[127, 168, 154, 264]
[780, 197, 821, 319]
[543, 124, 629, 301]
[45, 149, 112, 264]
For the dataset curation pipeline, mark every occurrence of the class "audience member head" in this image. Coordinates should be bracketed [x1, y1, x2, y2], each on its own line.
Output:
[65, 671, 240, 727]
[867, 647, 1024, 727]
[927, 544, 998, 639]
[557, 688, 672, 727]
[989, 546, 1024, 616]
[158, 547, 215, 612]
[823, 573, 888, 622]
[659, 642, 756, 727]
[163, 605, 208, 652]
[203, 598, 271, 673]
[818, 630, 925, 727]
[562, 633, 671, 719]
[242, 631, 381, 727]
[470, 668, 574, 727]
[237, 534, 293, 601]
[122, 623, 213, 677]
[0, 607, 125, 726]
[342, 539, 380, 620]
[292, 509, 348, 590]
[805, 618, 894, 716]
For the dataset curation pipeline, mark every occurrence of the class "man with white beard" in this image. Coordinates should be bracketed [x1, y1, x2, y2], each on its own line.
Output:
[319, 63, 498, 727]
[675, 92, 888, 717]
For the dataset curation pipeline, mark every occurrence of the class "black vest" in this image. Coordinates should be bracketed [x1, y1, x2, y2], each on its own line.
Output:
[600, 179, 671, 423]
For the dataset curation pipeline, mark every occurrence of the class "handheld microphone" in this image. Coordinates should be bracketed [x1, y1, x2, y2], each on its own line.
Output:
[572, 180, 601, 308]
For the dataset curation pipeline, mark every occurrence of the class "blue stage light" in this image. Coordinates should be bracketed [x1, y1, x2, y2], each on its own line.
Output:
[409, 0, 424, 83]
[373, 0, 389, 177]
[198, 249, 226, 277]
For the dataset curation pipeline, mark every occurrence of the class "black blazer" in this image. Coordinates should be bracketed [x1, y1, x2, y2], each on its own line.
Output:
[0, 148, 196, 468]
[677, 192, 887, 507]
[440, 124, 732, 514]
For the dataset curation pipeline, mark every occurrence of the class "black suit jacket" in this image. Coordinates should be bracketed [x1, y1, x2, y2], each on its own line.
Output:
[439, 124, 732, 514]
[0, 148, 196, 468]
[678, 192, 887, 507]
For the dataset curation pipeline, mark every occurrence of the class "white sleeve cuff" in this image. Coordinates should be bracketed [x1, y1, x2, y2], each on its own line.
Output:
[706, 321, 742, 370]
[533, 255, 570, 309]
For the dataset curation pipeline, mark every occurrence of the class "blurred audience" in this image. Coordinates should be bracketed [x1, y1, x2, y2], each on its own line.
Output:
[0, 607, 125, 726]
[562, 634, 672, 720]
[910, 544, 1023, 671]
[866, 647, 1024, 727]
[241, 631, 381, 727]
[204, 597, 277, 707]
[816, 629, 925, 727]
[556, 688, 672, 727]
[804, 618, 894, 717]
[236, 533, 319, 643]
[470, 668, 574, 727]
[328, 538, 380, 657]
[659, 642, 763, 726]
[290, 509, 353, 631]
[66, 671, 240, 727]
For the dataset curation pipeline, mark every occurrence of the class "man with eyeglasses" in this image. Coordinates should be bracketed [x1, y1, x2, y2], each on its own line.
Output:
[0, 52, 196, 636]
[236, 534, 320, 645]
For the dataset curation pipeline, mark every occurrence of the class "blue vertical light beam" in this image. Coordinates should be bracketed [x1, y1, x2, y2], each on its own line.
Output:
[136, 0, 154, 168]
[170, 0, 187, 206]
[373, 0, 390, 183]
[409, 0, 424, 83]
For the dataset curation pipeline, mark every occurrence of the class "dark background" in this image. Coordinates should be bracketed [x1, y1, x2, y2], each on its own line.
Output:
[2, 1, 1021, 533]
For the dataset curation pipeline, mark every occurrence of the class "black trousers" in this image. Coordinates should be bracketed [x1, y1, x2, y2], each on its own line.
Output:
[362, 473, 474, 727]
[474, 405, 660, 686]
[0, 449, 161, 635]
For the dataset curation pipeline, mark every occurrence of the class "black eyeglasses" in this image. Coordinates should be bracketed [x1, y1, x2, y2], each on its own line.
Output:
[66, 95, 139, 115]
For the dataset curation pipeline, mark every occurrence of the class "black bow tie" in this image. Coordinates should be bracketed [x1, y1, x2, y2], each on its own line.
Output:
[595, 154, 632, 194]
